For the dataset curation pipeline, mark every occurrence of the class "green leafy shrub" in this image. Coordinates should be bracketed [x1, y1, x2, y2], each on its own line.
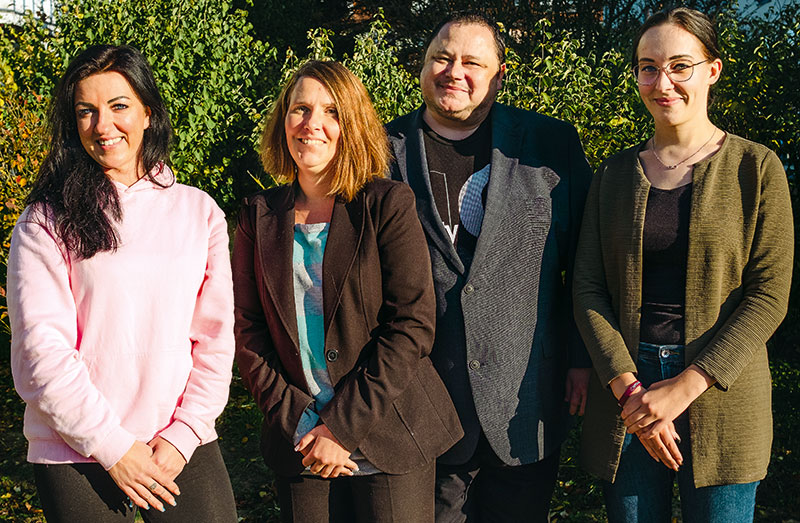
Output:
[50, 0, 277, 210]
[0, 94, 48, 334]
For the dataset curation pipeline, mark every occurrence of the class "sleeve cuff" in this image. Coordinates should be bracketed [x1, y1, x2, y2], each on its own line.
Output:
[293, 407, 320, 446]
[92, 426, 137, 471]
[159, 421, 202, 463]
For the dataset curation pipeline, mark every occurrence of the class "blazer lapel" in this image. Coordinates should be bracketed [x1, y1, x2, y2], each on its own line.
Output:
[470, 104, 522, 274]
[322, 193, 365, 334]
[257, 185, 300, 351]
[403, 108, 466, 275]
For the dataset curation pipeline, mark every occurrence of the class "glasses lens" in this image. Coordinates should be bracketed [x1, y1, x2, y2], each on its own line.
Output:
[669, 65, 693, 82]
[634, 66, 657, 85]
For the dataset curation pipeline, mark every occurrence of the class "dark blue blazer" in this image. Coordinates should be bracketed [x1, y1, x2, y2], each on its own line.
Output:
[386, 103, 592, 465]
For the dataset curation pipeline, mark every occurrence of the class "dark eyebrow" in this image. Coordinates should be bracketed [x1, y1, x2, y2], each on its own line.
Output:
[638, 54, 694, 63]
[74, 95, 131, 109]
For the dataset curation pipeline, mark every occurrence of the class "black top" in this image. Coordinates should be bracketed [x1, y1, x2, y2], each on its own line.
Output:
[640, 183, 692, 345]
[422, 117, 491, 271]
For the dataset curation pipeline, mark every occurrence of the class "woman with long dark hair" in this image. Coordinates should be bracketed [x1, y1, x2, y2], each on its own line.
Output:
[575, 8, 793, 522]
[233, 60, 462, 522]
[8, 45, 237, 522]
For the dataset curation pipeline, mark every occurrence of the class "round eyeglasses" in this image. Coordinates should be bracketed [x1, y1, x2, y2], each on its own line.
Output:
[633, 59, 709, 86]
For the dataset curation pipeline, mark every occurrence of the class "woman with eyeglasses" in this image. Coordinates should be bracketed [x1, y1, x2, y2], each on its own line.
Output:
[574, 7, 792, 522]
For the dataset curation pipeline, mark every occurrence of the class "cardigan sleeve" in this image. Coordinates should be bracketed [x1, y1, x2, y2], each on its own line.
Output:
[318, 183, 436, 453]
[232, 200, 315, 444]
[573, 164, 639, 386]
[691, 150, 793, 390]
[8, 209, 136, 470]
[158, 201, 235, 462]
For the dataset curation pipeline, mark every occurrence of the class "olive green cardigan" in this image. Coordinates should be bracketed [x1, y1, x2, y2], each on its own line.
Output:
[574, 134, 793, 487]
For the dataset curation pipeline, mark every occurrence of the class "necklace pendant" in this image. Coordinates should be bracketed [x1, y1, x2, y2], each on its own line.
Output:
[666, 164, 677, 169]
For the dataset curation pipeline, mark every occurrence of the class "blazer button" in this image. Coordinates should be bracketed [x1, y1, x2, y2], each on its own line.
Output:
[464, 283, 475, 294]
[326, 349, 339, 362]
[468, 359, 481, 370]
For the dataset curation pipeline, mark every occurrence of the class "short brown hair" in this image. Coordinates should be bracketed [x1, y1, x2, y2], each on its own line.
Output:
[260, 60, 389, 201]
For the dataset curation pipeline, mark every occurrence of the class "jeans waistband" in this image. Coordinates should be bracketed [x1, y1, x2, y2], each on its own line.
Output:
[639, 341, 684, 358]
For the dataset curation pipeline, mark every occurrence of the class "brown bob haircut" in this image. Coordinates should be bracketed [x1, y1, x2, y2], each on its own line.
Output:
[260, 60, 390, 201]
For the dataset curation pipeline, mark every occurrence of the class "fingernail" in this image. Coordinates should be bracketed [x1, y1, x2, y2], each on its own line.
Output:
[159, 506, 165, 513]
[170, 499, 177, 507]
[144, 503, 150, 511]
[294, 444, 300, 452]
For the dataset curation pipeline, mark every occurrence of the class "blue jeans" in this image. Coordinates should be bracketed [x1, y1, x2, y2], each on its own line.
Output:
[603, 342, 759, 523]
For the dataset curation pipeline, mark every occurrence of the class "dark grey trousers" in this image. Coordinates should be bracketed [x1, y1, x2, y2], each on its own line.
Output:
[434, 432, 561, 523]
[33, 440, 237, 523]
[276, 460, 436, 522]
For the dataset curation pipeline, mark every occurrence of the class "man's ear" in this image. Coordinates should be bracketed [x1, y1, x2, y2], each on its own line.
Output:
[497, 63, 506, 88]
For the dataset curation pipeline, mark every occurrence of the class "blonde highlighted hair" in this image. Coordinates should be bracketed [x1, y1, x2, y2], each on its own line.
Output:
[260, 60, 390, 201]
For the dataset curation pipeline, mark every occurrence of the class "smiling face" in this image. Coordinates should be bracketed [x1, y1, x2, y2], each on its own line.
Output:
[74, 71, 151, 184]
[420, 22, 505, 130]
[636, 23, 722, 129]
[284, 76, 341, 182]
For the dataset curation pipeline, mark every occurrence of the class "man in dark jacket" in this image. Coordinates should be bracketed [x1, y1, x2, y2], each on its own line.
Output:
[386, 11, 593, 522]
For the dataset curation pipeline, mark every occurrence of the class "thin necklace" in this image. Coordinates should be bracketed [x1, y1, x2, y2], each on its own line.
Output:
[651, 128, 717, 170]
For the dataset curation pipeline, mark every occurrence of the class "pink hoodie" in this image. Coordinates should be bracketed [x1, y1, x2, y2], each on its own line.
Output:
[8, 167, 234, 470]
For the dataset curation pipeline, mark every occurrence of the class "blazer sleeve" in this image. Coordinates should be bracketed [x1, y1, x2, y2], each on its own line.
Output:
[572, 164, 638, 385]
[8, 210, 136, 470]
[319, 183, 436, 453]
[691, 150, 793, 389]
[232, 201, 315, 444]
[564, 124, 593, 368]
[159, 201, 235, 462]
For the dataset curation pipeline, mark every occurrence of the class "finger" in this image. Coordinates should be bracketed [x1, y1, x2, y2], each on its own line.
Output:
[148, 480, 178, 508]
[318, 463, 337, 479]
[578, 390, 587, 417]
[671, 425, 682, 444]
[664, 432, 683, 467]
[654, 433, 679, 471]
[344, 458, 359, 472]
[626, 413, 654, 433]
[309, 461, 324, 475]
[295, 433, 315, 454]
[121, 486, 150, 512]
[133, 482, 165, 513]
[152, 469, 181, 498]
[564, 380, 573, 403]
[301, 454, 316, 468]
[569, 391, 581, 416]
[334, 465, 354, 477]
[637, 436, 660, 462]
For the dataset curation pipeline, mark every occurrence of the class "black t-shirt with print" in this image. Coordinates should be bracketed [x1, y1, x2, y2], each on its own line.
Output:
[422, 116, 491, 271]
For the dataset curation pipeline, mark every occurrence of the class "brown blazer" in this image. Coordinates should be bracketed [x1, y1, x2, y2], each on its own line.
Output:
[232, 178, 463, 477]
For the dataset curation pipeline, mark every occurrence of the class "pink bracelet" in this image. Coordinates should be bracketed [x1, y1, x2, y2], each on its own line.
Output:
[618, 380, 641, 408]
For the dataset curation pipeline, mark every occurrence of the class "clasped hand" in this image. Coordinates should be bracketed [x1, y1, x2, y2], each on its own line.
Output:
[620, 379, 692, 471]
[107, 437, 186, 512]
[295, 424, 358, 479]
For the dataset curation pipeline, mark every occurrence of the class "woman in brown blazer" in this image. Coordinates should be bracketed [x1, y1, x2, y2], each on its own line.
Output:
[232, 60, 462, 523]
